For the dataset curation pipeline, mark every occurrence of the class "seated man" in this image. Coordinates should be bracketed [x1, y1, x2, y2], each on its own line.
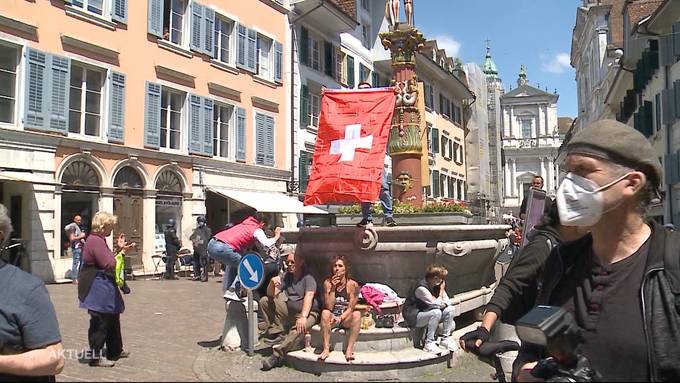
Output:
[259, 250, 319, 371]
[402, 264, 458, 354]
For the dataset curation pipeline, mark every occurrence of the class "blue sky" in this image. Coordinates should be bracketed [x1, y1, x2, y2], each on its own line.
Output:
[413, 0, 581, 118]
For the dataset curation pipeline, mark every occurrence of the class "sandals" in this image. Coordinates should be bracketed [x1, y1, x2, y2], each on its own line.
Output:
[345, 353, 355, 362]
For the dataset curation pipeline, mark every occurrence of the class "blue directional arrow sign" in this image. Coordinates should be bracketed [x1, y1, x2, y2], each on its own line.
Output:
[238, 252, 264, 290]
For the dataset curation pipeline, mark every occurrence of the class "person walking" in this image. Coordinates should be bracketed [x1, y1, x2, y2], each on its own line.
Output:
[0, 204, 65, 381]
[163, 218, 181, 280]
[65, 215, 86, 282]
[189, 216, 211, 282]
[78, 212, 135, 367]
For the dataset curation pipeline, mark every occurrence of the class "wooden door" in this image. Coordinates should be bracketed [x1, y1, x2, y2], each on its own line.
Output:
[113, 193, 144, 268]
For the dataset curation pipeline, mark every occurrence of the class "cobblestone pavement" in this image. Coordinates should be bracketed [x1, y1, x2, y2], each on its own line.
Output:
[47, 277, 495, 382]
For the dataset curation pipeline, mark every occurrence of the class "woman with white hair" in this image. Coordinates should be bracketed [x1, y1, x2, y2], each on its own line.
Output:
[0, 204, 65, 380]
[78, 211, 135, 367]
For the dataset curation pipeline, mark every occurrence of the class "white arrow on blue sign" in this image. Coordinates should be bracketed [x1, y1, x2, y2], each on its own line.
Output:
[238, 252, 265, 290]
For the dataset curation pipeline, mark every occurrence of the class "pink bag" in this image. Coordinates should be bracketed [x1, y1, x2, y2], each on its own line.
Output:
[360, 285, 386, 314]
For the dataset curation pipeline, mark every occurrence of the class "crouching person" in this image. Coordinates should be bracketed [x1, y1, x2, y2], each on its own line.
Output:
[402, 264, 459, 354]
[260, 250, 319, 371]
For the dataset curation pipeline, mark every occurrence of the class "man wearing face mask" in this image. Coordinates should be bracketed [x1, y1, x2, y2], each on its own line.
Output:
[514, 120, 680, 382]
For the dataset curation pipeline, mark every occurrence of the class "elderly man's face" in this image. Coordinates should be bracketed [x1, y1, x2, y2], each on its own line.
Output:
[532, 177, 544, 189]
[563, 153, 632, 213]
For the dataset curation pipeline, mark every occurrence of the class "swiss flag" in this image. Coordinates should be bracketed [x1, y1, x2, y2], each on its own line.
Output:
[304, 89, 395, 206]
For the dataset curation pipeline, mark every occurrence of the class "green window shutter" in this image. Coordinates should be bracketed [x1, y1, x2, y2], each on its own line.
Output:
[247, 28, 257, 73]
[202, 97, 214, 155]
[432, 170, 440, 197]
[190, 2, 204, 52]
[673, 22, 680, 58]
[47, 54, 70, 133]
[144, 82, 161, 149]
[274, 41, 283, 83]
[432, 127, 439, 154]
[255, 113, 265, 165]
[235, 106, 246, 161]
[371, 72, 379, 87]
[674, 80, 680, 120]
[147, 0, 164, 38]
[203, 7, 215, 57]
[299, 151, 309, 193]
[643, 101, 653, 137]
[449, 140, 454, 161]
[111, 0, 127, 24]
[655, 93, 662, 131]
[300, 26, 309, 66]
[265, 115, 274, 166]
[324, 41, 334, 78]
[23, 48, 48, 130]
[236, 24, 248, 69]
[300, 84, 309, 127]
[108, 71, 126, 143]
[347, 55, 355, 88]
[188, 94, 202, 154]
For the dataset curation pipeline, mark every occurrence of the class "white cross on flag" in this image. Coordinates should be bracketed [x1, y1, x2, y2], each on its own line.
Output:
[304, 88, 396, 205]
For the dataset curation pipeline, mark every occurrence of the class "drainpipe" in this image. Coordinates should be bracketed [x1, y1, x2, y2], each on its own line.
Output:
[288, 0, 325, 196]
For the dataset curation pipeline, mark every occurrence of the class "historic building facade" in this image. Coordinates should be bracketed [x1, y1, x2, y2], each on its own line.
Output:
[500, 67, 563, 211]
[0, 0, 291, 281]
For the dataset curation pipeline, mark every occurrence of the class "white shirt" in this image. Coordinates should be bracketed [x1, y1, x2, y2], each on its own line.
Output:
[253, 228, 276, 247]
[415, 285, 449, 306]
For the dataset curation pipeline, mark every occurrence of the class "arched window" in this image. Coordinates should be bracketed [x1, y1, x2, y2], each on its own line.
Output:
[61, 160, 100, 190]
[156, 170, 182, 195]
[113, 167, 144, 189]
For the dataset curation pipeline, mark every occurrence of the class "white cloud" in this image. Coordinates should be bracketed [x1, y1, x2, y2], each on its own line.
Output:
[541, 52, 571, 74]
[433, 34, 461, 58]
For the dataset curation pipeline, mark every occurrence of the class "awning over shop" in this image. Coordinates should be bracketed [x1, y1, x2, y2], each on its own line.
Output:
[206, 187, 328, 215]
[0, 171, 58, 186]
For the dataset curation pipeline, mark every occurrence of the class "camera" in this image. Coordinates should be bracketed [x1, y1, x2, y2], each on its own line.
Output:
[515, 305, 599, 382]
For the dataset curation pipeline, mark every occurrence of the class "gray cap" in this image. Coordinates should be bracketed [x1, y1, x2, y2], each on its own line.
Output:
[565, 119, 662, 188]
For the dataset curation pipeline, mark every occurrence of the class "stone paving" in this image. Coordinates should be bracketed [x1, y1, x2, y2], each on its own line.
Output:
[47, 277, 495, 382]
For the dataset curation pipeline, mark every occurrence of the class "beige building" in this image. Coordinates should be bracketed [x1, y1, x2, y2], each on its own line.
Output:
[0, 0, 294, 281]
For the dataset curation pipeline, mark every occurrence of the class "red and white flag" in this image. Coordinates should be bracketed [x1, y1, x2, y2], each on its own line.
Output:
[304, 88, 396, 206]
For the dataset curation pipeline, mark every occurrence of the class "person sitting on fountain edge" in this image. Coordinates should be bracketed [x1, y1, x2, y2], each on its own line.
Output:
[402, 264, 459, 354]
[356, 81, 397, 227]
[260, 248, 320, 371]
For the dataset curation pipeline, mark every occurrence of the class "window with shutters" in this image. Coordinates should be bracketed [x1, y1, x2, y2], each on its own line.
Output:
[68, 64, 105, 137]
[213, 103, 233, 158]
[71, 0, 105, 16]
[214, 15, 234, 65]
[336, 49, 347, 85]
[68, 0, 126, 24]
[423, 82, 433, 110]
[254, 111, 275, 166]
[310, 38, 321, 71]
[163, 0, 188, 46]
[256, 35, 273, 81]
[160, 87, 185, 150]
[359, 63, 371, 83]
[309, 93, 320, 128]
[0, 44, 18, 124]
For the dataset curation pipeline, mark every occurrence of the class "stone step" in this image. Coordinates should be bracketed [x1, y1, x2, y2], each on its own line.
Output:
[308, 323, 419, 352]
[286, 347, 457, 379]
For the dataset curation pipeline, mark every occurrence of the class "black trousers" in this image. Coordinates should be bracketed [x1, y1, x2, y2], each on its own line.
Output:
[165, 254, 177, 278]
[193, 250, 208, 281]
[88, 312, 123, 360]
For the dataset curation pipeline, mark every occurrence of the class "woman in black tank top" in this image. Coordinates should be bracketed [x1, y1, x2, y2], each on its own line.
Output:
[317, 255, 361, 362]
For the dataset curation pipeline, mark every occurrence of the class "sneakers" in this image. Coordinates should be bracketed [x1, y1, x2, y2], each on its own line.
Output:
[356, 218, 373, 227]
[423, 341, 442, 354]
[223, 289, 243, 302]
[439, 337, 460, 352]
[261, 355, 284, 371]
[384, 217, 398, 227]
[89, 358, 116, 367]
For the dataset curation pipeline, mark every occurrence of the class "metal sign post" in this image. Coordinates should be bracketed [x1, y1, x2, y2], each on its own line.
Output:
[238, 252, 265, 357]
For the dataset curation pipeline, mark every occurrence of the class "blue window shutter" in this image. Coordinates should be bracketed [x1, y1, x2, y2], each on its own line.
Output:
[675, 80, 680, 120]
[190, 2, 204, 52]
[236, 24, 247, 69]
[673, 22, 680, 58]
[255, 113, 265, 165]
[111, 0, 127, 24]
[663, 88, 675, 125]
[23, 48, 48, 130]
[47, 55, 70, 133]
[147, 0, 164, 38]
[202, 97, 213, 155]
[144, 82, 161, 148]
[247, 28, 257, 73]
[235, 106, 246, 161]
[265, 115, 274, 166]
[274, 41, 283, 83]
[108, 71, 126, 143]
[203, 7, 215, 57]
[188, 94, 202, 154]
[300, 26, 309, 66]
[300, 84, 309, 127]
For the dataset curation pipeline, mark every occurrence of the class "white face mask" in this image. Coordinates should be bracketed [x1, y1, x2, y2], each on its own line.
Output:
[556, 172, 631, 227]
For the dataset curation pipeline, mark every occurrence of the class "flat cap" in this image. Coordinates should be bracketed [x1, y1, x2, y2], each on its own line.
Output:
[566, 119, 662, 188]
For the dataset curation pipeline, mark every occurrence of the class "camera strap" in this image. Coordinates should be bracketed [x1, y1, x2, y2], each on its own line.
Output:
[664, 231, 680, 314]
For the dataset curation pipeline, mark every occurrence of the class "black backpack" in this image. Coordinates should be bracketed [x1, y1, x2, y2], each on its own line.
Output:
[664, 230, 680, 315]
